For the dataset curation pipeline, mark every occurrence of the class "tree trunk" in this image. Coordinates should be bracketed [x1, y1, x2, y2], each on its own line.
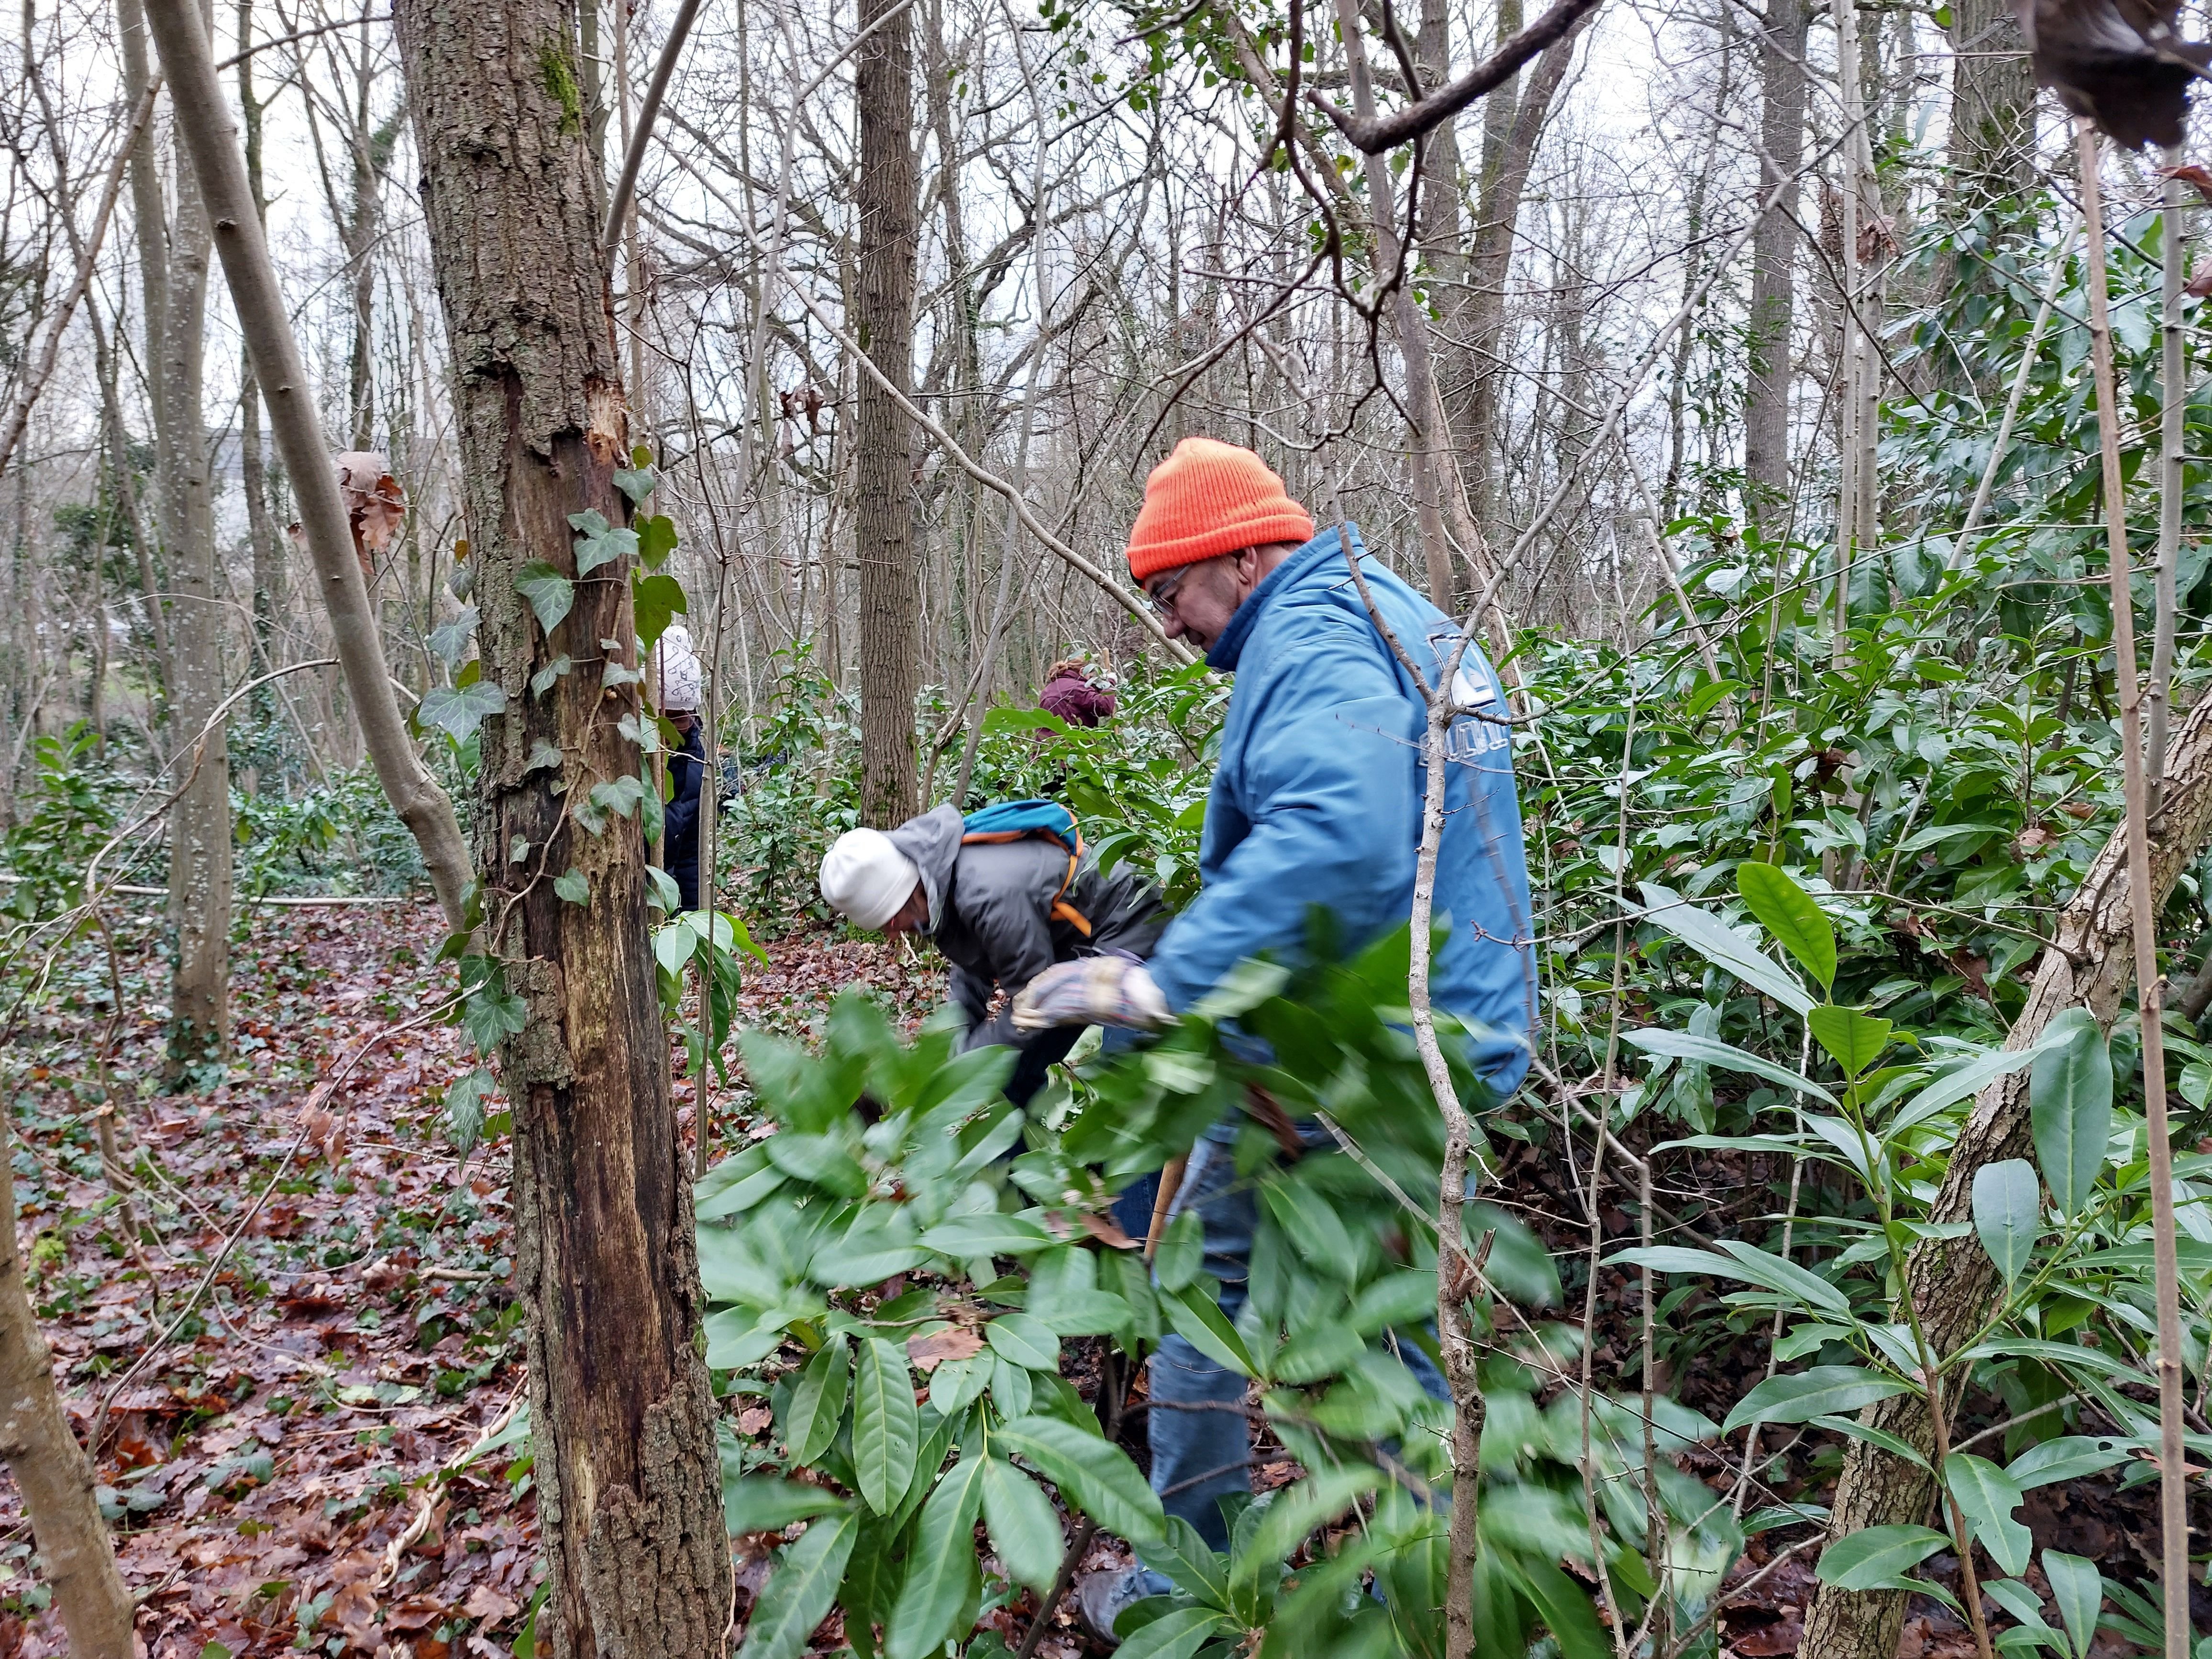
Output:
[1332, 0, 1455, 608]
[237, 0, 285, 694]
[1945, 0, 2035, 209]
[1798, 682, 2212, 1659]
[156, 0, 231, 1078]
[118, 0, 175, 702]
[1743, 0, 1809, 529]
[388, 3, 731, 1654]
[1457, 27, 1576, 530]
[147, 0, 476, 932]
[853, 0, 921, 825]
[0, 1112, 134, 1659]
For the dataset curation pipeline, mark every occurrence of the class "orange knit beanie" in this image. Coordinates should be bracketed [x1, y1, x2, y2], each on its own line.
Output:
[1124, 438, 1316, 582]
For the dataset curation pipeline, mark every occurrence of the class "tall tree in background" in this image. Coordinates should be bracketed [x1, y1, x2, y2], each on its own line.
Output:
[388, 0, 730, 1650]
[140, 0, 232, 1074]
[1744, 0, 1809, 528]
[1945, 0, 2036, 207]
[1458, 16, 1578, 529]
[854, 0, 921, 824]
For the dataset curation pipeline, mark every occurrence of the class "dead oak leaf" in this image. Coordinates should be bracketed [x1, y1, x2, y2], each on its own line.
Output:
[460, 1583, 519, 1623]
[2162, 162, 2212, 202]
[906, 1327, 984, 1373]
[384, 1594, 450, 1633]
[335, 452, 406, 558]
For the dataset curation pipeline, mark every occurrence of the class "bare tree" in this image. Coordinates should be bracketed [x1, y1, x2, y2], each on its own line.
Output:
[854, 0, 922, 823]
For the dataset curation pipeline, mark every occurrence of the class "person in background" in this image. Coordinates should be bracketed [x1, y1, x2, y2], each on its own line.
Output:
[818, 805, 1167, 1111]
[1012, 437, 1536, 1642]
[1039, 656, 1116, 727]
[651, 624, 708, 913]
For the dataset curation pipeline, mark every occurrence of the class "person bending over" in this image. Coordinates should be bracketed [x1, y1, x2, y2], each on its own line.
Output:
[818, 803, 1167, 1108]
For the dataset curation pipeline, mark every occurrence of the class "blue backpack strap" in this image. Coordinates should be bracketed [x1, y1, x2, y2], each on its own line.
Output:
[960, 799, 1090, 935]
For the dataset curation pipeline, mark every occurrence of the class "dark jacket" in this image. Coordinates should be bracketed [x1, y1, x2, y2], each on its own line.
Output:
[664, 724, 705, 911]
[884, 804, 1166, 1052]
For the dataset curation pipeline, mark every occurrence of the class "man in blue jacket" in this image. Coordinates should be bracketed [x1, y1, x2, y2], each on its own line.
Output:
[1019, 438, 1534, 1639]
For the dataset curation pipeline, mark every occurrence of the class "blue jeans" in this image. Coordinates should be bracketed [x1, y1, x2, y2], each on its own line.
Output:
[1144, 1121, 1449, 1555]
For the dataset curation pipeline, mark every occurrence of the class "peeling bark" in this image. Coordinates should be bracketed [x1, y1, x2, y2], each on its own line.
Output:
[388, 1, 731, 1652]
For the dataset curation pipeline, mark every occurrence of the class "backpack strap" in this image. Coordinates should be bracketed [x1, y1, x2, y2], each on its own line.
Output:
[960, 813, 1094, 936]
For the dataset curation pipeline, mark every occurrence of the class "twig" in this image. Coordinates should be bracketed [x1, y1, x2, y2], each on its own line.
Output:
[1304, 0, 1602, 153]
[2079, 119, 2190, 1659]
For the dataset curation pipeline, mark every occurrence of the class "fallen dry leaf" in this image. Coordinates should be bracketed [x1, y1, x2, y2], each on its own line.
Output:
[907, 1327, 985, 1372]
[335, 451, 406, 556]
[460, 1582, 519, 1623]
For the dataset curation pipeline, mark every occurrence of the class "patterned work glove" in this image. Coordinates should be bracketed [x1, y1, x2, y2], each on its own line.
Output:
[1011, 958, 1170, 1032]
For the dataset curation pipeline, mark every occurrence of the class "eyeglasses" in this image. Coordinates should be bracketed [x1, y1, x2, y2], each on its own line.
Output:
[1142, 566, 1190, 618]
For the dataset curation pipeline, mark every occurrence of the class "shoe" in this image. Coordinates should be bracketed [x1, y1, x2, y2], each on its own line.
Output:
[1074, 1564, 1153, 1648]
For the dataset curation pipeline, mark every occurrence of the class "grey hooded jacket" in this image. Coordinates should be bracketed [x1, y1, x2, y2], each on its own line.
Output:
[884, 804, 1168, 1051]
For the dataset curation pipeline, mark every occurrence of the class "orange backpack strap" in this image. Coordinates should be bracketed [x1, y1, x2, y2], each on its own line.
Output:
[1049, 831, 1090, 935]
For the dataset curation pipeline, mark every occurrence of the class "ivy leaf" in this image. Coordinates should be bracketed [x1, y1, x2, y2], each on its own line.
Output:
[633, 571, 687, 653]
[460, 979, 528, 1056]
[516, 562, 575, 634]
[426, 605, 480, 668]
[590, 776, 649, 820]
[637, 513, 678, 569]
[508, 836, 531, 865]
[530, 655, 572, 698]
[568, 509, 637, 576]
[613, 463, 657, 505]
[444, 1065, 496, 1157]
[553, 868, 589, 905]
[524, 739, 564, 774]
[618, 712, 661, 755]
[417, 681, 508, 742]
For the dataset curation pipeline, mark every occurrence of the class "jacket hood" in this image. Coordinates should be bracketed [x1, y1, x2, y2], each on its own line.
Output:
[885, 803, 964, 930]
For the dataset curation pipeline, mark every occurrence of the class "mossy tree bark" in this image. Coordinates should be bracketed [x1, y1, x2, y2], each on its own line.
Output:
[388, 2, 730, 1652]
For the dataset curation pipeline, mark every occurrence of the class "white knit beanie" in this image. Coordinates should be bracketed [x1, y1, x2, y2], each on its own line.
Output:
[819, 829, 922, 929]
[651, 623, 702, 712]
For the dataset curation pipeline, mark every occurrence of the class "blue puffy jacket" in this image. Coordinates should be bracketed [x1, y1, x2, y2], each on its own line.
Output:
[1147, 524, 1535, 1094]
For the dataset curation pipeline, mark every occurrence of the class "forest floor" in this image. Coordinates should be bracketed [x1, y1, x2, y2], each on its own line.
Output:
[0, 897, 2167, 1658]
[0, 898, 939, 1658]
